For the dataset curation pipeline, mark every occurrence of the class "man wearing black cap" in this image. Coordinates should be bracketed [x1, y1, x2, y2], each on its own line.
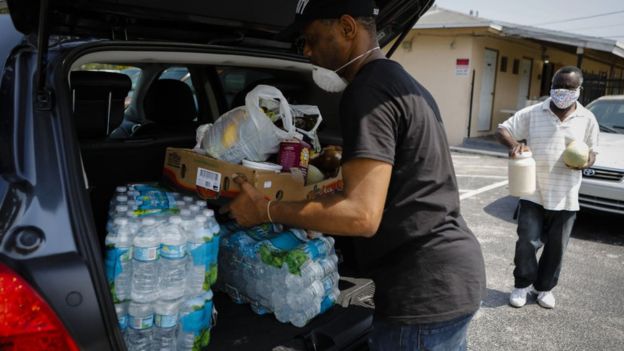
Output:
[224, 1, 486, 349]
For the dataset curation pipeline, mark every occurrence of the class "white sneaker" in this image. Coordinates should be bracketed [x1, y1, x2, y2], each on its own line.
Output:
[536, 291, 555, 309]
[509, 286, 533, 308]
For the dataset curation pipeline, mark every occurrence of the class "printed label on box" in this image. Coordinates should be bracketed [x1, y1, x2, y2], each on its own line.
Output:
[196, 168, 221, 192]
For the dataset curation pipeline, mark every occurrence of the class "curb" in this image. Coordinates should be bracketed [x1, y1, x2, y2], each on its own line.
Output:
[450, 146, 508, 158]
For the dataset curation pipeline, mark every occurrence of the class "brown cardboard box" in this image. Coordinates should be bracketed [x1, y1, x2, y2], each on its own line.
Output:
[162, 148, 343, 202]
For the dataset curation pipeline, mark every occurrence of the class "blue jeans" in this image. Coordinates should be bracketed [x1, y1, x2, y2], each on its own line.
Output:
[514, 200, 576, 291]
[368, 313, 474, 351]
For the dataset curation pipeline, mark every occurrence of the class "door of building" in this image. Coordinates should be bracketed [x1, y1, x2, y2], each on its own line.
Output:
[517, 58, 532, 109]
[478, 49, 498, 131]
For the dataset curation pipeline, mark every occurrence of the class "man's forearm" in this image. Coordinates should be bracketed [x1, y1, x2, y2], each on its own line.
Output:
[269, 193, 376, 237]
[495, 127, 519, 149]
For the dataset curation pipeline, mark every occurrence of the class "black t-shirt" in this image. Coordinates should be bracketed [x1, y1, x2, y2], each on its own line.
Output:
[340, 59, 486, 324]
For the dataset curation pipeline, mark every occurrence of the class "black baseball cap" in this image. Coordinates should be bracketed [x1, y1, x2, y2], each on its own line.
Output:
[279, 0, 379, 41]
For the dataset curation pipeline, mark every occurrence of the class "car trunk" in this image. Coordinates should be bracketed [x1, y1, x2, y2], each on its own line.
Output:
[58, 43, 374, 350]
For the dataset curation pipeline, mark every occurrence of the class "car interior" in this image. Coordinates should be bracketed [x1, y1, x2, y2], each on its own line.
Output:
[66, 49, 367, 349]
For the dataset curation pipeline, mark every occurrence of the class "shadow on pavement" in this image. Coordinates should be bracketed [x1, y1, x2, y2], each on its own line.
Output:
[483, 196, 519, 224]
[482, 288, 510, 309]
[571, 209, 624, 246]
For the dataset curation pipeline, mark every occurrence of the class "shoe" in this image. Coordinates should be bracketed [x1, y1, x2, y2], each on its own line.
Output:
[509, 286, 533, 307]
[536, 290, 555, 309]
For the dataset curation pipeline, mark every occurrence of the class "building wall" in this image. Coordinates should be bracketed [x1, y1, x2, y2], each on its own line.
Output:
[388, 30, 476, 146]
[392, 28, 624, 145]
[469, 39, 617, 138]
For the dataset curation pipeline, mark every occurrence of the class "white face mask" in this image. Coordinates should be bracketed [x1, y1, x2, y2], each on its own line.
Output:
[312, 46, 380, 93]
[550, 88, 581, 109]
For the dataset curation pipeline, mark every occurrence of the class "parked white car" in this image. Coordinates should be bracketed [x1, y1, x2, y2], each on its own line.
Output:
[580, 95, 624, 215]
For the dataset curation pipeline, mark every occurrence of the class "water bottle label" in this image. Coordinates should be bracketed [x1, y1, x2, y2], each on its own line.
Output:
[155, 313, 178, 328]
[133, 246, 159, 261]
[118, 315, 128, 330]
[128, 314, 154, 330]
[189, 242, 209, 266]
[266, 230, 303, 251]
[209, 236, 220, 266]
[304, 239, 324, 261]
[160, 243, 186, 259]
[245, 223, 281, 241]
[180, 306, 210, 333]
[129, 184, 180, 217]
[105, 247, 131, 284]
[321, 275, 334, 293]
[320, 295, 335, 314]
[206, 264, 218, 288]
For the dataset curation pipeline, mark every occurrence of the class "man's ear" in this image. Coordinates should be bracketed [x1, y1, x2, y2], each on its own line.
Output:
[339, 14, 358, 40]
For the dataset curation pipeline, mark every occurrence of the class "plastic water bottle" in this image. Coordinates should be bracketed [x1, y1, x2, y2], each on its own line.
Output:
[125, 210, 141, 236]
[115, 302, 128, 341]
[115, 185, 128, 196]
[178, 291, 213, 351]
[159, 216, 187, 300]
[182, 196, 195, 204]
[107, 205, 129, 232]
[111, 195, 129, 210]
[178, 209, 195, 234]
[285, 254, 338, 289]
[186, 215, 212, 296]
[188, 204, 201, 216]
[131, 218, 160, 303]
[153, 299, 181, 351]
[127, 302, 154, 351]
[105, 218, 133, 302]
[204, 209, 221, 287]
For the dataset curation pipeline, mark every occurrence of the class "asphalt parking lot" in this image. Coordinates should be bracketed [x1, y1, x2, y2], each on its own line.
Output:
[451, 151, 624, 351]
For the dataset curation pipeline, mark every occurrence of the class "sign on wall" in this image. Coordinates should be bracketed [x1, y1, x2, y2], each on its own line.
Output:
[456, 58, 470, 76]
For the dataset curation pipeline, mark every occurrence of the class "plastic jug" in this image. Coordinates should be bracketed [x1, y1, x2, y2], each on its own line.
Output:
[508, 150, 536, 196]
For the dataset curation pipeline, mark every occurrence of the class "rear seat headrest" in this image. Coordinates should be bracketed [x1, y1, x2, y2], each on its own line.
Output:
[70, 71, 131, 138]
[143, 79, 196, 124]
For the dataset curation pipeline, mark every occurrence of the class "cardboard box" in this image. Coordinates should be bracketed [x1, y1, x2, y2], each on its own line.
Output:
[162, 148, 343, 202]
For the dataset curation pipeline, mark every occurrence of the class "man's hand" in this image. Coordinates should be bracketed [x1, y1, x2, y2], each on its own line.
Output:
[566, 151, 597, 171]
[509, 143, 530, 158]
[220, 174, 269, 228]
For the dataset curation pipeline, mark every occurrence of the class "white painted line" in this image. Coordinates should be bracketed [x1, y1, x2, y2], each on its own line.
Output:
[456, 175, 507, 179]
[451, 155, 481, 159]
[460, 180, 508, 200]
[452, 165, 506, 169]
[459, 189, 476, 193]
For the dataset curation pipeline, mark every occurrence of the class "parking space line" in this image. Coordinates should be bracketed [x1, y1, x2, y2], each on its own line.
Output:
[460, 180, 508, 200]
[456, 175, 507, 179]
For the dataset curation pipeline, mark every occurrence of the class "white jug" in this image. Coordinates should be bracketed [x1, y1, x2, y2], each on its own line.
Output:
[508, 150, 536, 197]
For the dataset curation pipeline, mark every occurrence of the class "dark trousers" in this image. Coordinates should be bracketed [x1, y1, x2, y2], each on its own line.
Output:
[368, 313, 474, 351]
[514, 200, 577, 291]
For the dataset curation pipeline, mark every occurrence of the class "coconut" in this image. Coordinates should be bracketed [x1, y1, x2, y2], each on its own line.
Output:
[563, 140, 589, 168]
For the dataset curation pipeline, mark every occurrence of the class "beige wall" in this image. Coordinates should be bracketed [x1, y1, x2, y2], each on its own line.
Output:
[469, 36, 543, 138]
[388, 30, 476, 146]
[392, 28, 624, 145]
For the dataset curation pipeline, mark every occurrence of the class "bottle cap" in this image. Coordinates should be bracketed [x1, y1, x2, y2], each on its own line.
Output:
[515, 150, 533, 159]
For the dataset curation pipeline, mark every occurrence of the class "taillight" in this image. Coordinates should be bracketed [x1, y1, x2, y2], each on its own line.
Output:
[0, 262, 80, 351]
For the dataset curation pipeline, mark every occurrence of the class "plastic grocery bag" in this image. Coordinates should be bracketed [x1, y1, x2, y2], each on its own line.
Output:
[194, 85, 295, 163]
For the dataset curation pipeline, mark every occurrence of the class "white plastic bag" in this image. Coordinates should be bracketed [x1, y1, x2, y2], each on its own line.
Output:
[290, 105, 323, 152]
[194, 85, 295, 163]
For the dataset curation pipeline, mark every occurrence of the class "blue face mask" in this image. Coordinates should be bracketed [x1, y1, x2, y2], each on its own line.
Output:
[550, 88, 580, 109]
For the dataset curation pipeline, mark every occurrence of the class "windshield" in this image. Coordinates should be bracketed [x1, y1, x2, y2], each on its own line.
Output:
[587, 99, 624, 134]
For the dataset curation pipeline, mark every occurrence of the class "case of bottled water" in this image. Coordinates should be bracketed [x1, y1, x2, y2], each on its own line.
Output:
[218, 223, 340, 327]
[104, 183, 219, 350]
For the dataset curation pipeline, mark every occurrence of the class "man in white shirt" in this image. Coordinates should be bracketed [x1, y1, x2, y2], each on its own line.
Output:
[496, 66, 599, 309]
